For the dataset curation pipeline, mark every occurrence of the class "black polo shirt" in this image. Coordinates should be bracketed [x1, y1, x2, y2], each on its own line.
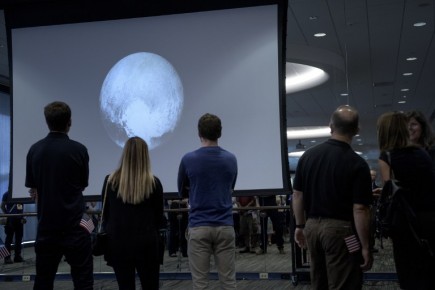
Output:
[293, 139, 372, 221]
[25, 132, 89, 232]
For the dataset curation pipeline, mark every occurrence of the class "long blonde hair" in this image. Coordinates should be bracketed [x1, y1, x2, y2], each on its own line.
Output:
[111, 137, 155, 204]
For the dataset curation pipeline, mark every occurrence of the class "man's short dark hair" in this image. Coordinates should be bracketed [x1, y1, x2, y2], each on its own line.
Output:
[198, 113, 222, 141]
[44, 101, 71, 132]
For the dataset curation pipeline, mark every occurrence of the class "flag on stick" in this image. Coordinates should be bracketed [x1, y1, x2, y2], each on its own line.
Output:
[0, 238, 10, 259]
[80, 214, 95, 234]
[344, 234, 361, 253]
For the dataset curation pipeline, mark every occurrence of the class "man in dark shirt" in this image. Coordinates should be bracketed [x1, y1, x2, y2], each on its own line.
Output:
[1, 191, 24, 263]
[292, 105, 373, 289]
[25, 101, 93, 290]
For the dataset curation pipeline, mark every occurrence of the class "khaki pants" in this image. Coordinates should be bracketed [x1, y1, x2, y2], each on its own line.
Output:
[188, 226, 236, 290]
[305, 218, 363, 290]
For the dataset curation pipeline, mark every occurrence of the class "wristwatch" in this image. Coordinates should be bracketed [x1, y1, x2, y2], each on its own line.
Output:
[295, 224, 305, 229]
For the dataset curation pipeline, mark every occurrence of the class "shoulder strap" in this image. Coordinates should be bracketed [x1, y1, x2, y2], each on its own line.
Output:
[386, 151, 395, 179]
[98, 175, 111, 233]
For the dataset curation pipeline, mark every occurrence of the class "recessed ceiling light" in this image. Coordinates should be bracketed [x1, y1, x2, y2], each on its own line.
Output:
[403, 95, 407, 98]
[286, 63, 329, 94]
[401, 88, 409, 91]
[287, 126, 330, 139]
[406, 57, 417, 61]
[314, 33, 326, 37]
[398, 100, 407, 104]
[288, 151, 305, 157]
[403, 72, 413, 76]
[413, 22, 427, 27]
[340, 93, 348, 96]
[309, 16, 318, 20]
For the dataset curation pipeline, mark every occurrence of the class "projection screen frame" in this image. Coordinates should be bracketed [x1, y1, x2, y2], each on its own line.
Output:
[4, 0, 290, 201]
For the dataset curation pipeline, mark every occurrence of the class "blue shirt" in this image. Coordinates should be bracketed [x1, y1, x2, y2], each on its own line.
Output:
[177, 146, 237, 227]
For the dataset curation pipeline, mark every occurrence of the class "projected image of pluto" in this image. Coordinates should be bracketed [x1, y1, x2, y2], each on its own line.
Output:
[99, 52, 184, 149]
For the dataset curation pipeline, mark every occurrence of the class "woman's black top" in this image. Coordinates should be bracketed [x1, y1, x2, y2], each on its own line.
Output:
[101, 175, 164, 263]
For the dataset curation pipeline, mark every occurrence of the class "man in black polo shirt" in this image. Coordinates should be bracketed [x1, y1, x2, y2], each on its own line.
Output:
[25, 101, 93, 290]
[292, 105, 373, 289]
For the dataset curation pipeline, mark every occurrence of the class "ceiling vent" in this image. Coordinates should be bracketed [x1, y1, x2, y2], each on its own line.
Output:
[373, 81, 394, 87]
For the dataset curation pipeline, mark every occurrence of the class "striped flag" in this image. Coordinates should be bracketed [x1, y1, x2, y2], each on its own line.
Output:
[80, 214, 95, 234]
[344, 234, 361, 253]
[0, 239, 10, 259]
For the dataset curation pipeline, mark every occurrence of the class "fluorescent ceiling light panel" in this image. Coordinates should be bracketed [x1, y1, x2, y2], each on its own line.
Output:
[289, 149, 362, 158]
[288, 151, 305, 157]
[286, 63, 329, 94]
[287, 126, 330, 139]
[413, 22, 426, 27]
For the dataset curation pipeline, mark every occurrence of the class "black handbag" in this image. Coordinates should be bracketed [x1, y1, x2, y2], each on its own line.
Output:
[377, 152, 434, 256]
[377, 152, 413, 239]
[92, 176, 110, 256]
[92, 231, 108, 256]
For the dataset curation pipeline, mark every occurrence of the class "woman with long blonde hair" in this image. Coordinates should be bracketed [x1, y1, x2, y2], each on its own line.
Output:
[101, 136, 163, 290]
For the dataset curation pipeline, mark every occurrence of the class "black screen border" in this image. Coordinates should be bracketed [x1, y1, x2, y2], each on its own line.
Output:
[4, 0, 290, 201]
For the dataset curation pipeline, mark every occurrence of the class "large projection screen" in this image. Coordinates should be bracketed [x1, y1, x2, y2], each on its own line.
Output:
[9, 2, 289, 199]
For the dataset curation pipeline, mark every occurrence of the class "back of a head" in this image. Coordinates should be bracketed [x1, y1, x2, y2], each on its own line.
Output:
[330, 105, 359, 137]
[44, 101, 71, 132]
[120, 136, 151, 178]
[116, 136, 154, 204]
[198, 113, 222, 141]
[377, 111, 410, 152]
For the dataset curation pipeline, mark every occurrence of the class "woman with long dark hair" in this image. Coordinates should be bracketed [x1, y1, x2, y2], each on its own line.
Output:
[377, 112, 435, 289]
[101, 136, 163, 290]
[407, 110, 435, 165]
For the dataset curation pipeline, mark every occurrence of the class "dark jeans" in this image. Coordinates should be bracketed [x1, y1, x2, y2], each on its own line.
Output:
[33, 225, 93, 290]
[392, 236, 435, 290]
[233, 212, 241, 247]
[259, 210, 285, 252]
[392, 211, 435, 290]
[168, 203, 188, 256]
[112, 260, 160, 290]
[4, 217, 24, 256]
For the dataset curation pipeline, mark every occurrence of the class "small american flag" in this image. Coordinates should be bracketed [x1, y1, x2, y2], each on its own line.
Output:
[80, 214, 95, 234]
[344, 234, 361, 253]
[0, 239, 10, 259]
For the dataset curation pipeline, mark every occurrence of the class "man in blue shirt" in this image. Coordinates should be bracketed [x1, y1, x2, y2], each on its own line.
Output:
[178, 113, 238, 290]
[1, 191, 24, 264]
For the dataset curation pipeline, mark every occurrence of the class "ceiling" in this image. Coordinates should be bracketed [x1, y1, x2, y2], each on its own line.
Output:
[285, 0, 435, 169]
[1, 0, 435, 170]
